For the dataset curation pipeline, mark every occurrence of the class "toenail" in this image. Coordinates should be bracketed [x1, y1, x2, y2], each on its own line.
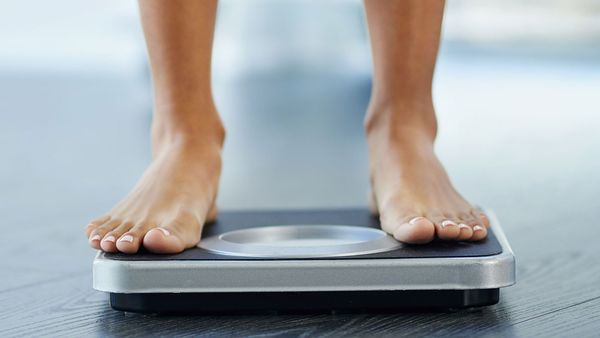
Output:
[459, 223, 469, 229]
[441, 220, 457, 228]
[473, 225, 484, 231]
[409, 217, 425, 225]
[118, 235, 134, 243]
[103, 235, 116, 243]
[89, 234, 101, 242]
[156, 228, 170, 236]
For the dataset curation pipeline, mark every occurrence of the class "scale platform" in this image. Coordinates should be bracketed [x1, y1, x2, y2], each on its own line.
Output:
[93, 208, 515, 313]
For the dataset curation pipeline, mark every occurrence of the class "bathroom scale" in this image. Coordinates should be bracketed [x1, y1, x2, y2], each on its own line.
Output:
[93, 208, 515, 313]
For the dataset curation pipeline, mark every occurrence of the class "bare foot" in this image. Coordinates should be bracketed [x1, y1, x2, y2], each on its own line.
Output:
[367, 104, 489, 244]
[85, 118, 224, 254]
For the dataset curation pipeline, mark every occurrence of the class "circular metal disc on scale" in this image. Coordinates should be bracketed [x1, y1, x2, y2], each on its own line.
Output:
[197, 224, 401, 258]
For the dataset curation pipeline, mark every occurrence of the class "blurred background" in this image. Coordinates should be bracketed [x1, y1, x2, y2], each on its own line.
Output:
[2, 0, 600, 335]
[2, 0, 600, 257]
[2, 0, 599, 214]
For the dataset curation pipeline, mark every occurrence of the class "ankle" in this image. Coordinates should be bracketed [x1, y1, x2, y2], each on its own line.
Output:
[151, 106, 225, 153]
[364, 99, 438, 143]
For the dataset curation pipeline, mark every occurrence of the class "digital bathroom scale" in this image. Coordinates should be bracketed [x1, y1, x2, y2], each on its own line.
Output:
[93, 208, 515, 313]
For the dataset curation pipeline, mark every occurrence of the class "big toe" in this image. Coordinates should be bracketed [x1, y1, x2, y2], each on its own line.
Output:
[391, 216, 436, 244]
[142, 227, 189, 254]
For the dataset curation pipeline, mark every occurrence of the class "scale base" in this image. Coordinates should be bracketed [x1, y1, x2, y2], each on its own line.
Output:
[94, 208, 515, 314]
[110, 289, 499, 314]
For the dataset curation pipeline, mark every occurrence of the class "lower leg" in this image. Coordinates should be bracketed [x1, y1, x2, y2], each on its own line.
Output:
[141, 0, 223, 146]
[86, 0, 224, 254]
[363, 0, 488, 243]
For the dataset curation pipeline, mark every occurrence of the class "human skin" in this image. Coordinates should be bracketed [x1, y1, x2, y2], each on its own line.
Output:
[363, 0, 489, 243]
[86, 0, 488, 254]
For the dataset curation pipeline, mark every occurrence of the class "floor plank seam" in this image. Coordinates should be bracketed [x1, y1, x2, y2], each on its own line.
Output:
[510, 294, 600, 326]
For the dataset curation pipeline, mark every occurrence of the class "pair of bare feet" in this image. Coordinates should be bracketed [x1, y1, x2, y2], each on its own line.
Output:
[86, 100, 489, 254]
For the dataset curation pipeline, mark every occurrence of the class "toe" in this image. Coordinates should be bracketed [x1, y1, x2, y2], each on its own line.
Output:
[390, 216, 435, 244]
[470, 224, 488, 241]
[115, 233, 139, 253]
[143, 226, 189, 254]
[115, 223, 153, 254]
[432, 217, 461, 240]
[88, 219, 121, 250]
[88, 233, 103, 250]
[100, 234, 118, 252]
[101, 222, 135, 253]
[143, 212, 203, 253]
[473, 210, 491, 228]
[456, 223, 473, 241]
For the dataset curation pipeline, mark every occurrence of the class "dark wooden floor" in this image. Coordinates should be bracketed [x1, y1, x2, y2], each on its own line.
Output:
[1, 51, 600, 337]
